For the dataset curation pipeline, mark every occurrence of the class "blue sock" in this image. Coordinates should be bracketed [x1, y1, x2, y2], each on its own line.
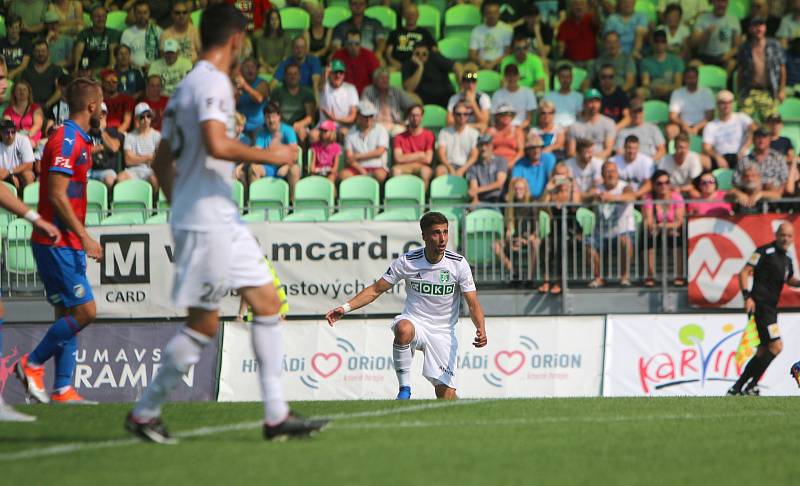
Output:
[29, 316, 81, 366]
[53, 336, 77, 391]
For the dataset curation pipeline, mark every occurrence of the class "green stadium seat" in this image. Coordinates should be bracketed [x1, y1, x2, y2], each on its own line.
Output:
[727, 0, 748, 19]
[329, 209, 369, 221]
[690, 134, 703, 153]
[781, 123, 800, 149]
[365, 6, 396, 30]
[713, 168, 734, 190]
[422, 104, 448, 134]
[465, 208, 504, 265]
[432, 207, 461, 247]
[106, 11, 127, 31]
[634, 0, 657, 23]
[339, 175, 379, 219]
[576, 207, 596, 235]
[101, 212, 146, 225]
[538, 210, 551, 239]
[0, 15, 6, 38]
[374, 209, 419, 221]
[191, 9, 202, 27]
[632, 208, 643, 228]
[6, 219, 35, 276]
[284, 210, 324, 222]
[0, 181, 15, 237]
[643, 100, 669, 125]
[23, 182, 38, 209]
[430, 175, 468, 209]
[241, 211, 267, 222]
[146, 213, 168, 224]
[327, 0, 350, 8]
[415, 4, 441, 40]
[294, 175, 335, 221]
[87, 179, 108, 222]
[384, 175, 425, 219]
[157, 189, 169, 214]
[112, 179, 153, 216]
[232, 180, 245, 209]
[249, 177, 289, 221]
[444, 4, 480, 42]
[390, 70, 402, 89]
[83, 12, 91, 27]
[779, 98, 800, 123]
[438, 36, 469, 62]
[698, 65, 727, 93]
[476, 70, 501, 95]
[280, 7, 310, 38]
[323, 6, 350, 28]
[552, 66, 587, 92]
[449, 72, 459, 93]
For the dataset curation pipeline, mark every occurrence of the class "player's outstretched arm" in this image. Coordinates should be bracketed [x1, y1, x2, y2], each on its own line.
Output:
[152, 140, 176, 202]
[49, 173, 101, 260]
[325, 278, 393, 326]
[463, 291, 487, 348]
[0, 187, 60, 243]
[201, 120, 297, 166]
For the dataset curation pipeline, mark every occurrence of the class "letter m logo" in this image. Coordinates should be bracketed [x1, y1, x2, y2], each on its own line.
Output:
[100, 233, 150, 284]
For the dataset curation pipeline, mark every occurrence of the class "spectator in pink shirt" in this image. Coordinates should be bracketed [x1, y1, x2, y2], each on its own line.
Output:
[310, 120, 342, 187]
[392, 104, 435, 188]
[643, 169, 686, 287]
[687, 168, 734, 216]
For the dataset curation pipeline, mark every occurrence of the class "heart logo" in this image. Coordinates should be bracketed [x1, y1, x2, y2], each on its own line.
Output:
[494, 350, 525, 376]
[311, 352, 342, 378]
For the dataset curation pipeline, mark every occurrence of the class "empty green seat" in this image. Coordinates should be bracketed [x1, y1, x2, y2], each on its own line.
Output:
[779, 98, 800, 123]
[280, 7, 310, 38]
[157, 189, 170, 214]
[576, 207, 596, 235]
[374, 209, 419, 221]
[712, 168, 734, 190]
[476, 70, 501, 95]
[365, 5, 396, 30]
[294, 175, 334, 221]
[415, 4, 441, 40]
[634, 0, 657, 23]
[430, 175, 468, 208]
[106, 11, 127, 31]
[190, 9, 202, 27]
[101, 212, 146, 225]
[146, 213, 168, 224]
[643, 100, 669, 125]
[438, 36, 469, 62]
[444, 4, 480, 41]
[422, 104, 448, 133]
[23, 182, 38, 209]
[232, 180, 245, 209]
[339, 175, 379, 219]
[465, 208, 504, 265]
[284, 210, 324, 222]
[87, 179, 108, 222]
[323, 6, 350, 28]
[384, 175, 425, 219]
[781, 123, 800, 149]
[249, 177, 289, 221]
[698, 65, 727, 93]
[112, 179, 153, 215]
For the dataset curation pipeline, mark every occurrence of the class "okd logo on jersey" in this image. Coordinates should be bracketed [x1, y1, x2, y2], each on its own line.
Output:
[100, 234, 150, 284]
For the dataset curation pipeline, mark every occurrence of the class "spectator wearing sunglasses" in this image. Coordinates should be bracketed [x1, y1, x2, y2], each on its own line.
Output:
[499, 36, 546, 92]
[160, 1, 200, 62]
[642, 170, 686, 287]
[118, 102, 161, 192]
[436, 101, 479, 177]
[331, 29, 380, 96]
[0, 118, 35, 191]
[687, 169, 734, 216]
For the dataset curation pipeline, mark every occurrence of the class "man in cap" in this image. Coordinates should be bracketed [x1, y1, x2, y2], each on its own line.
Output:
[566, 89, 616, 159]
[447, 71, 491, 132]
[393, 104, 436, 189]
[436, 100, 480, 177]
[734, 126, 788, 194]
[43, 10, 72, 69]
[250, 103, 301, 199]
[101, 68, 134, 133]
[147, 38, 192, 96]
[118, 102, 161, 191]
[21, 38, 65, 108]
[703, 90, 755, 168]
[342, 99, 390, 184]
[736, 15, 787, 123]
[615, 98, 666, 161]
[511, 133, 557, 199]
[466, 133, 509, 205]
[88, 102, 123, 191]
[491, 63, 537, 129]
[316, 59, 359, 141]
[0, 118, 35, 190]
[331, 29, 380, 96]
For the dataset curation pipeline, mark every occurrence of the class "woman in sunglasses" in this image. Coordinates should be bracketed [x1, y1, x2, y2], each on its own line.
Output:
[643, 169, 685, 287]
[529, 100, 565, 159]
[687, 169, 734, 216]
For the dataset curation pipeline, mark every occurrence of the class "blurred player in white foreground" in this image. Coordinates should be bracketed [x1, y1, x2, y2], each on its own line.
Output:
[326, 212, 487, 400]
[125, 4, 326, 443]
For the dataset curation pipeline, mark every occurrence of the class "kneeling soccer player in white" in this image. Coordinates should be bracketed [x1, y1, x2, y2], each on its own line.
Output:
[326, 212, 487, 399]
[124, 3, 326, 443]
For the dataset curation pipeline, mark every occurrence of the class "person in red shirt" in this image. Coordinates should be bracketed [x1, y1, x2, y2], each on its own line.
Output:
[15, 77, 104, 406]
[138, 74, 169, 131]
[226, 0, 272, 33]
[331, 29, 380, 96]
[392, 104, 435, 189]
[101, 68, 134, 133]
[556, 0, 601, 66]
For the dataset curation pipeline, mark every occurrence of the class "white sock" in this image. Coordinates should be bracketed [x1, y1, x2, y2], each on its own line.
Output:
[393, 343, 412, 388]
[133, 327, 209, 420]
[251, 314, 289, 425]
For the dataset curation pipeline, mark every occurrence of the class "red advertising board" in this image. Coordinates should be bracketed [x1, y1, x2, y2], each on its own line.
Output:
[688, 215, 800, 308]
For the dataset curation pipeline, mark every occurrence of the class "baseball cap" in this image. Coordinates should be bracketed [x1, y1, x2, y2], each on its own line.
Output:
[717, 90, 735, 102]
[331, 59, 346, 72]
[134, 102, 152, 117]
[320, 120, 337, 131]
[357, 99, 377, 117]
[493, 103, 516, 116]
[524, 133, 544, 148]
[584, 88, 602, 100]
[753, 126, 770, 137]
[163, 39, 180, 53]
[100, 69, 118, 83]
[44, 11, 60, 23]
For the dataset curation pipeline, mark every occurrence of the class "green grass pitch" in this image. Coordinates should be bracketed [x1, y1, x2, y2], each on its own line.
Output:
[1, 397, 799, 485]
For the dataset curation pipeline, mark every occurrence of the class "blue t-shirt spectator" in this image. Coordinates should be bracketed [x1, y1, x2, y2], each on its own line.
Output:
[237, 78, 269, 133]
[275, 55, 322, 88]
[603, 13, 650, 54]
[511, 152, 557, 198]
[254, 123, 298, 177]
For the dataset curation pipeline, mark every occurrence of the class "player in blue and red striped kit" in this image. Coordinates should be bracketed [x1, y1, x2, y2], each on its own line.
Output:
[14, 78, 104, 405]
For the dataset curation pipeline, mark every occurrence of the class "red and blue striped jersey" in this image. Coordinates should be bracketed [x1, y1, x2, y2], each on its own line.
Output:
[32, 120, 93, 250]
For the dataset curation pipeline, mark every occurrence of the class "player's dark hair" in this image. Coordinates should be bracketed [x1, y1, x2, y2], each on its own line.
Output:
[420, 212, 448, 232]
[66, 77, 101, 113]
[200, 3, 248, 50]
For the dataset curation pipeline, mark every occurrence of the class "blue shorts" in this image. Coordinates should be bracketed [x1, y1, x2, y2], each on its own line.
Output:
[32, 243, 94, 308]
[587, 231, 636, 250]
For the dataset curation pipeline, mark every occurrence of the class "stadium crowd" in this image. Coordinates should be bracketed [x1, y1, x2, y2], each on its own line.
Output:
[0, 0, 799, 289]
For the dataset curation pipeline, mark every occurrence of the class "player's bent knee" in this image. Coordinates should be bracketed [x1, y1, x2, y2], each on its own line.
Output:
[186, 307, 221, 338]
[393, 320, 415, 344]
[242, 283, 282, 316]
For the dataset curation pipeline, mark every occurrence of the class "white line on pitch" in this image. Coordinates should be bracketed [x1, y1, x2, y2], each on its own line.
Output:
[0, 400, 488, 462]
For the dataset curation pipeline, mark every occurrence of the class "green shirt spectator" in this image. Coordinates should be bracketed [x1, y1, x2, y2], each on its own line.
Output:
[500, 36, 546, 92]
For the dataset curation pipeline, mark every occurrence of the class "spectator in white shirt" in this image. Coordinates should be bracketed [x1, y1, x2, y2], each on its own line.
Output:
[342, 100, 390, 184]
[658, 133, 705, 193]
[0, 119, 35, 190]
[491, 64, 537, 129]
[314, 59, 359, 142]
[118, 102, 161, 191]
[665, 66, 715, 143]
[702, 89, 755, 168]
[436, 100, 479, 177]
[609, 134, 655, 197]
[468, 0, 513, 71]
[544, 64, 584, 128]
[564, 137, 603, 193]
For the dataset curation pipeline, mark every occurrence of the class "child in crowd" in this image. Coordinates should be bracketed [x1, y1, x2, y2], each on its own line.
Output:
[309, 119, 341, 186]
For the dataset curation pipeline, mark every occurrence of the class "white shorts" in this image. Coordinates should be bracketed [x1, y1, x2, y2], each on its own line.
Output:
[125, 164, 154, 180]
[392, 315, 458, 389]
[171, 223, 272, 310]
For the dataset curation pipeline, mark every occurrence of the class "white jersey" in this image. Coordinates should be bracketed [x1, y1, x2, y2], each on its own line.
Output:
[161, 60, 239, 231]
[382, 248, 476, 332]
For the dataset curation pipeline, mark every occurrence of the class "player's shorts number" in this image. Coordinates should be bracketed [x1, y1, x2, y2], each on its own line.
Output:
[200, 282, 227, 304]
